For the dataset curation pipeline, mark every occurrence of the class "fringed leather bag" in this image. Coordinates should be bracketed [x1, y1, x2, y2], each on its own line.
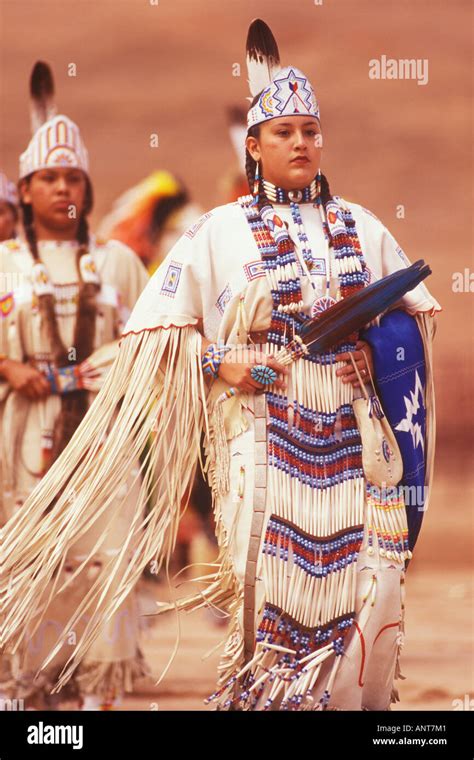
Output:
[350, 350, 403, 487]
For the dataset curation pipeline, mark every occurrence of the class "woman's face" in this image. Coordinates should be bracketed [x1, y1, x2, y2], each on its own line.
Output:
[20, 167, 87, 233]
[0, 201, 17, 241]
[246, 115, 322, 190]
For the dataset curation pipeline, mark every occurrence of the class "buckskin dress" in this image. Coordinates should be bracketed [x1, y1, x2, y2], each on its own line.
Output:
[0, 235, 150, 706]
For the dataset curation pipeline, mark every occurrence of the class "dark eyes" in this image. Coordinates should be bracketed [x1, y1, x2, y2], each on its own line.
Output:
[276, 130, 318, 137]
[42, 173, 82, 182]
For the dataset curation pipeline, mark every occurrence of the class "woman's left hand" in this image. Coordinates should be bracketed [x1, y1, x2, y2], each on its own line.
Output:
[335, 340, 374, 387]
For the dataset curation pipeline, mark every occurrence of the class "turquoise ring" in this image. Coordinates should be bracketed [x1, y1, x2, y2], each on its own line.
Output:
[250, 364, 278, 385]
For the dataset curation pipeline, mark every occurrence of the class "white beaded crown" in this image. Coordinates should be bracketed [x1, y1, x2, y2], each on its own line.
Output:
[247, 66, 321, 130]
[19, 114, 89, 180]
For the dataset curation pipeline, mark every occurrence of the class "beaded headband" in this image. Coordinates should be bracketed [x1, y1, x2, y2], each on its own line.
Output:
[247, 66, 321, 130]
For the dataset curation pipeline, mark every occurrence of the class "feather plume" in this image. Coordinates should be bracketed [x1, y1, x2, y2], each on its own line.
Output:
[246, 19, 281, 98]
[29, 61, 57, 134]
[298, 260, 432, 354]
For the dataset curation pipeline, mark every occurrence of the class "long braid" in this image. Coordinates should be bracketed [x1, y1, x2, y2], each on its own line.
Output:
[244, 136, 272, 212]
[22, 203, 39, 260]
[74, 197, 99, 366]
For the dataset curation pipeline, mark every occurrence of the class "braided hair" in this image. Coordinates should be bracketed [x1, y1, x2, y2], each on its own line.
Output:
[20, 173, 99, 460]
[244, 93, 333, 214]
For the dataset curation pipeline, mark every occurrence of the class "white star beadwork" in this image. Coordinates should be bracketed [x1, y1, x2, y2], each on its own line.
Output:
[394, 370, 425, 451]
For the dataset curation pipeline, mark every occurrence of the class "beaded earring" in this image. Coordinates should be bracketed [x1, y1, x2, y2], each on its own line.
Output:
[252, 159, 260, 205]
[316, 167, 322, 199]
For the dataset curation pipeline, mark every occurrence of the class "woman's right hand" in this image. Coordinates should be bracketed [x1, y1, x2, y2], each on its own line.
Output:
[0, 359, 51, 399]
[217, 346, 288, 394]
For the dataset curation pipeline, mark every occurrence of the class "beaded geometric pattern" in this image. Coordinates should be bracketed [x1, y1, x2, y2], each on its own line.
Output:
[160, 261, 182, 297]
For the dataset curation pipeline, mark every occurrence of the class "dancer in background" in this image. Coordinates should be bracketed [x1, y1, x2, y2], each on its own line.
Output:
[0, 173, 19, 526]
[0, 62, 150, 710]
[98, 170, 202, 274]
[0, 172, 19, 241]
[2, 22, 441, 711]
[0, 174, 19, 514]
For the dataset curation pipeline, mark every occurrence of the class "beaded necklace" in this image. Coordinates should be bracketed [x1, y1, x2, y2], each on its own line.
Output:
[288, 198, 333, 316]
[261, 177, 318, 204]
[256, 175, 341, 316]
[239, 190, 367, 355]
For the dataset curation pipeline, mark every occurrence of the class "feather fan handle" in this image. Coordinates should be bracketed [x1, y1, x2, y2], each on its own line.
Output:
[30, 61, 57, 134]
[246, 18, 281, 97]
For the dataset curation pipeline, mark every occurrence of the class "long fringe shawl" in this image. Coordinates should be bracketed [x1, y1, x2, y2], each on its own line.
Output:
[150, 399, 245, 621]
[0, 325, 208, 693]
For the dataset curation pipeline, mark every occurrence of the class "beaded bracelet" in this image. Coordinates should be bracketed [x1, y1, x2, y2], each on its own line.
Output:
[201, 342, 232, 379]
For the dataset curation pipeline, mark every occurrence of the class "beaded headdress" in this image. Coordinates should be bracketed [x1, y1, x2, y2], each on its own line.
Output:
[246, 20, 320, 130]
[19, 62, 89, 180]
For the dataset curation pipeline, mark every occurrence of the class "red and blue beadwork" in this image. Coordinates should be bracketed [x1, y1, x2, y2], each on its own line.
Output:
[310, 295, 336, 318]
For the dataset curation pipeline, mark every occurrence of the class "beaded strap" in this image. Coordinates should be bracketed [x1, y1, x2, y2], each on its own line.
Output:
[201, 342, 232, 379]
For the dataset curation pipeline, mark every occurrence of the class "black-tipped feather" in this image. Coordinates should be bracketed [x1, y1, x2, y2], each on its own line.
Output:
[30, 61, 57, 134]
[246, 18, 281, 97]
[297, 260, 432, 354]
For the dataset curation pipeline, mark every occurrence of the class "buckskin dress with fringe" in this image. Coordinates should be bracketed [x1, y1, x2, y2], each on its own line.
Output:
[0, 196, 440, 710]
[0, 236, 151, 706]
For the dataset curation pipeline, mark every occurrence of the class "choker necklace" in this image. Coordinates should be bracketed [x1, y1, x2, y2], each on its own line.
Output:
[261, 176, 319, 204]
